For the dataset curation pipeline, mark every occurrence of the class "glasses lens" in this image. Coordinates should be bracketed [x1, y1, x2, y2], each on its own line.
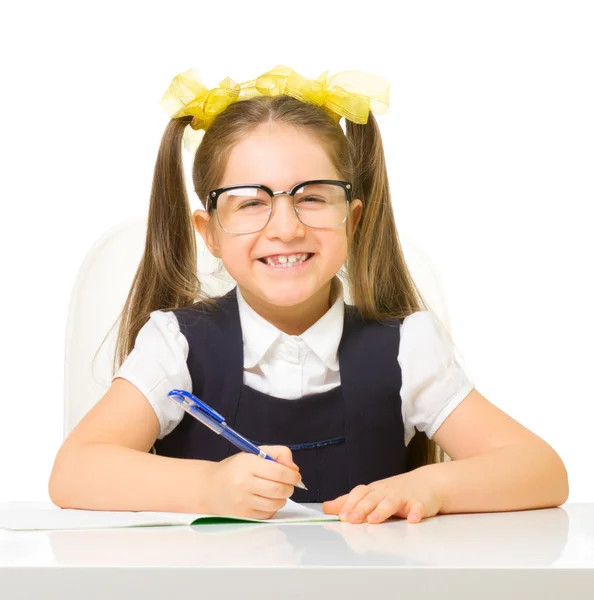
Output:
[217, 187, 272, 233]
[293, 183, 348, 228]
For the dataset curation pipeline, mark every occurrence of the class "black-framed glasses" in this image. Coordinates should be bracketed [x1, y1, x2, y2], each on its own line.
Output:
[206, 179, 353, 234]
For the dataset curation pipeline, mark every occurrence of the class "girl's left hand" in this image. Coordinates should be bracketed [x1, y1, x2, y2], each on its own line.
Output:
[322, 468, 444, 524]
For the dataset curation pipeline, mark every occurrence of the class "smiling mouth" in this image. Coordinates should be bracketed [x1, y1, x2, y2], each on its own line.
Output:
[258, 252, 314, 267]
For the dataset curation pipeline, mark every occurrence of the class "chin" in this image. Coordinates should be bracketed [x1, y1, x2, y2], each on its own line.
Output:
[253, 281, 321, 307]
[260, 289, 313, 308]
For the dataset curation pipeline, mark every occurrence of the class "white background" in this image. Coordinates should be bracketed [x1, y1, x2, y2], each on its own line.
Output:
[0, 1, 592, 503]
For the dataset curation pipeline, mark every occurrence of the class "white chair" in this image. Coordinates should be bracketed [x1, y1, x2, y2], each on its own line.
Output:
[63, 216, 451, 439]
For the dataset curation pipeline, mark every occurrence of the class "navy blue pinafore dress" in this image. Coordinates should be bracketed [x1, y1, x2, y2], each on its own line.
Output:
[153, 287, 407, 502]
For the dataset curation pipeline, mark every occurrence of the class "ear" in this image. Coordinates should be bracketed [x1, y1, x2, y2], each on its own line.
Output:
[348, 199, 363, 238]
[193, 209, 221, 257]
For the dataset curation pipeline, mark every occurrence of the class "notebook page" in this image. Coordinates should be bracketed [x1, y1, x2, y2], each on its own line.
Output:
[191, 500, 339, 524]
[0, 499, 338, 531]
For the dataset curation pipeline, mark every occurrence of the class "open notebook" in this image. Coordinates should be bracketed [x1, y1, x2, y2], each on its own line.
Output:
[0, 499, 339, 531]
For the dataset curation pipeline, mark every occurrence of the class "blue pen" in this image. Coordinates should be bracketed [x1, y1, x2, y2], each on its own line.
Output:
[168, 389, 307, 490]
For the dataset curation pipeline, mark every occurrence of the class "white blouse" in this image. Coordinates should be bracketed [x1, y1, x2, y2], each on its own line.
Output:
[114, 284, 475, 446]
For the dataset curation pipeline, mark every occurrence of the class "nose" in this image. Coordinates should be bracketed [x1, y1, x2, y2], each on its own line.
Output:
[264, 194, 305, 240]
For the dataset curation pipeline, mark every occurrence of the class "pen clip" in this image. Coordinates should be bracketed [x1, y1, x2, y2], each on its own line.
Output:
[168, 389, 226, 424]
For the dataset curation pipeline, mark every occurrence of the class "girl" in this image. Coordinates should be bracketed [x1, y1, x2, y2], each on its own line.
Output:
[48, 66, 569, 524]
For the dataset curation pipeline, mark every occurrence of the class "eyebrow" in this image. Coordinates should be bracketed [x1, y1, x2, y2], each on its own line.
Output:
[226, 179, 338, 190]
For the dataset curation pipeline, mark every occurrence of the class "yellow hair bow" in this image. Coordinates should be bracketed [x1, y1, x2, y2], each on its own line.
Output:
[160, 65, 390, 152]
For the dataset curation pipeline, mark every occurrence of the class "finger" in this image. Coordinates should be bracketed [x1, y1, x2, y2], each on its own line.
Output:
[250, 455, 303, 487]
[249, 493, 288, 514]
[240, 506, 282, 521]
[259, 445, 299, 470]
[322, 494, 348, 514]
[407, 500, 427, 524]
[251, 476, 295, 500]
[347, 490, 384, 523]
[367, 497, 405, 524]
[338, 485, 372, 520]
[248, 509, 277, 521]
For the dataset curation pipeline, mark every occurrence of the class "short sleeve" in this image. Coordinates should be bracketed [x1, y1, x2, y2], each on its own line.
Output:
[113, 310, 191, 439]
[398, 311, 475, 446]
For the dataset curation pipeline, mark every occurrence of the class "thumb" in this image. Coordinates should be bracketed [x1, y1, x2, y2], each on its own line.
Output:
[260, 445, 299, 471]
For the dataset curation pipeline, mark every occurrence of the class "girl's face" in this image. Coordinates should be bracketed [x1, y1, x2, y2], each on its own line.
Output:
[193, 122, 362, 323]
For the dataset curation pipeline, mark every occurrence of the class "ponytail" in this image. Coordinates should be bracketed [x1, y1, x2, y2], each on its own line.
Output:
[110, 116, 211, 373]
[346, 114, 424, 319]
[346, 114, 445, 468]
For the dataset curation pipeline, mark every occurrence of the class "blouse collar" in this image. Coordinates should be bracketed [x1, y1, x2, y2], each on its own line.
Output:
[236, 281, 344, 371]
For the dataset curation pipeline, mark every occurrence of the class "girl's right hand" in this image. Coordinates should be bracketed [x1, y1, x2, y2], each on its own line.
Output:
[206, 445, 302, 520]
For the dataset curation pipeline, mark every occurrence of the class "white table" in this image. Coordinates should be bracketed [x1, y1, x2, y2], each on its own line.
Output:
[1, 502, 593, 599]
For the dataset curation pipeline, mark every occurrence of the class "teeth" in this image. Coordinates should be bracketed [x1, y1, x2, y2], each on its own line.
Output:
[264, 253, 310, 267]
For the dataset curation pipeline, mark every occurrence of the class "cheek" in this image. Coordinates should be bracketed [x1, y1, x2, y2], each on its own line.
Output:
[323, 233, 349, 266]
[218, 238, 253, 273]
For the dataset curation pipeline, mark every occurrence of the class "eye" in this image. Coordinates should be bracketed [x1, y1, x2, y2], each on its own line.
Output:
[299, 195, 327, 203]
[238, 200, 269, 209]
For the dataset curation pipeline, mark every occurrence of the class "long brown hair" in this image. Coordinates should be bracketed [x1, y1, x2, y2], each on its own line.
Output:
[108, 95, 445, 469]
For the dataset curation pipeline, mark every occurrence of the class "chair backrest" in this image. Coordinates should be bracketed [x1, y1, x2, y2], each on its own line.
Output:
[63, 215, 451, 438]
